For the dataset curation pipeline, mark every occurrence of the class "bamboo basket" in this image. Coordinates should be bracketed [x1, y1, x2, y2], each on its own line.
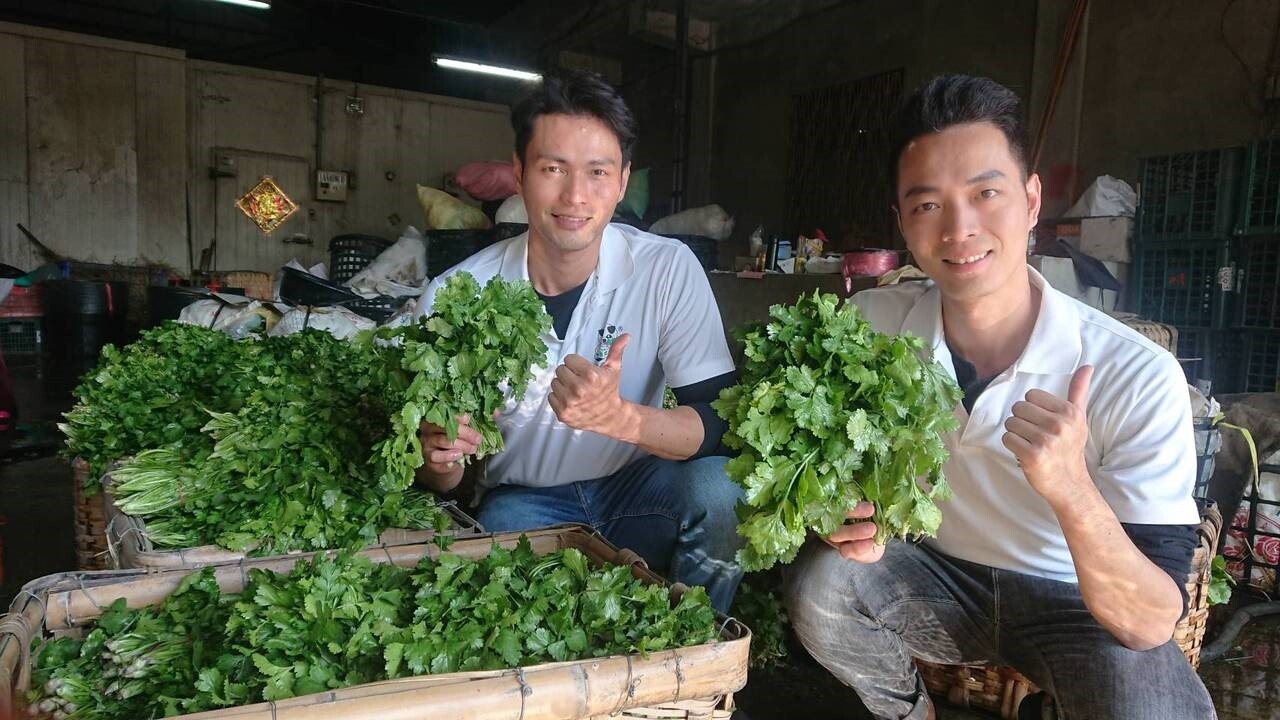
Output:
[0, 525, 749, 720]
[915, 501, 1222, 720]
[1107, 313, 1178, 354]
[70, 458, 110, 571]
[102, 468, 485, 571]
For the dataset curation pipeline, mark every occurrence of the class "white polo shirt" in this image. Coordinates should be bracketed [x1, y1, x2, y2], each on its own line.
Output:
[413, 223, 735, 489]
[851, 267, 1200, 583]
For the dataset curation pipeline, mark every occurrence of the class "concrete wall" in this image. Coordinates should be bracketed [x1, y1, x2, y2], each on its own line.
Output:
[706, 0, 1038, 257]
[1049, 0, 1273, 216]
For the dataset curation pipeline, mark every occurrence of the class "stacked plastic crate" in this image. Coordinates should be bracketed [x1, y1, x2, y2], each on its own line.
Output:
[1234, 139, 1280, 393]
[1133, 148, 1243, 392]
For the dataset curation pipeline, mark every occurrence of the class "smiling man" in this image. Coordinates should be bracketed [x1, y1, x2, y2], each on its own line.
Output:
[411, 70, 744, 611]
[785, 76, 1215, 719]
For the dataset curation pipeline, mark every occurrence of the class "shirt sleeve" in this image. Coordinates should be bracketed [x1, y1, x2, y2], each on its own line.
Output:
[1091, 352, 1201, 526]
[672, 370, 738, 458]
[656, 247, 736, 388]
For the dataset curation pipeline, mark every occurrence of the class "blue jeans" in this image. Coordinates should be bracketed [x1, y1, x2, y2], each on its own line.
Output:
[475, 455, 744, 611]
[785, 540, 1217, 720]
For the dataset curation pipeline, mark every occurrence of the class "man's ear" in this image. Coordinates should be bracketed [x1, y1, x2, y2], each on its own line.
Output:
[892, 204, 904, 240]
[1025, 172, 1043, 229]
[512, 151, 524, 196]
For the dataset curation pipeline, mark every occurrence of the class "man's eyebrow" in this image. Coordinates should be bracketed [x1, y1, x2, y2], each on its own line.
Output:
[967, 169, 1006, 184]
[903, 184, 939, 199]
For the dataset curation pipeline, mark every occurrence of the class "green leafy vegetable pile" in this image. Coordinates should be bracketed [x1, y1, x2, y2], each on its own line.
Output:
[107, 330, 448, 555]
[27, 539, 720, 719]
[375, 272, 551, 492]
[713, 291, 963, 571]
[60, 323, 253, 490]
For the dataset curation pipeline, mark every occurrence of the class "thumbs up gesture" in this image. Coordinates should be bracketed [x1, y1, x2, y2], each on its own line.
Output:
[1002, 365, 1095, 505]
[549, 333, 631, 435]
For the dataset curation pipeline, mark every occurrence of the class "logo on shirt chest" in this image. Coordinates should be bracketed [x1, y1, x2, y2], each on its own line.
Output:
[594, 324, 624, 364]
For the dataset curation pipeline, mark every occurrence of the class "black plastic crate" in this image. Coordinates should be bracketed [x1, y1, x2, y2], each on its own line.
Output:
[1236, 235, 1280, 328]
[1173, 327, 1243, 394]
[329, 234, 391, 284]
[1134, 241, 1234, 328]
[1240, 139, 1280, 236]
[1238, 331, 1280, 393]
[1136, 148, 1243, 241]
[0, 317, 41, 355]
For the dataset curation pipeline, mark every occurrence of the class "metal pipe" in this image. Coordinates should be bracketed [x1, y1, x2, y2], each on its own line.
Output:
[1031, 0, 1089, 172]
[671, 0, 689, 214]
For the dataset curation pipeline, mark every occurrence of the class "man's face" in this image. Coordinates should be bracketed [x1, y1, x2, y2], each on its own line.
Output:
[514, 113, 630, 255]
[894, 121, 1041, 304]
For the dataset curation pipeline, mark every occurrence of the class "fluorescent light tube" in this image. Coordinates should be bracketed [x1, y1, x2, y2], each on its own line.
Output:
[433, 57, 541, 82]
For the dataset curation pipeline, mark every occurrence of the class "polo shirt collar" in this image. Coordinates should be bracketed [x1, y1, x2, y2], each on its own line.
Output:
[900, 265, 1082, 378]
[1016, 266, 1083, 375]
[497, 224, 634, 295]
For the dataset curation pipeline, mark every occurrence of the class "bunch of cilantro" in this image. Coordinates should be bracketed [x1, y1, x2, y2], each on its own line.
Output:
[60, 323, 254, 490]
[375, 272, 551, 492]
[27, 539, 721, 718]
[712, 291, 962, 572]
[108, 329, 449, 555]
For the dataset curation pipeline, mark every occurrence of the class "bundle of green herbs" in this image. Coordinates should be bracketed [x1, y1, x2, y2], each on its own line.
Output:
[713, 291, 963, 572]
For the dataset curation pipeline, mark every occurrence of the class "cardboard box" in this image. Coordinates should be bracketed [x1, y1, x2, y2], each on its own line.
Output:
[1079, 216, 1133, 264]
[1029, 255, 1128, 313]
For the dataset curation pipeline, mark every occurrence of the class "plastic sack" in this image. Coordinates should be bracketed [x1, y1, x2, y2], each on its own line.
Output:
[178, 298, 279, 339]
[455, 161, 518, 201]
[267, 305, 375, 340]
[496, 195, 528, 224]
[416, 185, 491, 230]
[648, 204, 735, 240]
[347, 226, 428, 297]
[1066, 175, 1137, 218]
[618, 167, 650, 219]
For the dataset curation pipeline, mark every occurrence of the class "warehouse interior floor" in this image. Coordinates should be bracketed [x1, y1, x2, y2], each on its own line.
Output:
[2, 359, 1278, 720]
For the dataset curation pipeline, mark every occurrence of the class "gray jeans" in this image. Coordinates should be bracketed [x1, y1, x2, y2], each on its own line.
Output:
[784, 540, 1217, 720]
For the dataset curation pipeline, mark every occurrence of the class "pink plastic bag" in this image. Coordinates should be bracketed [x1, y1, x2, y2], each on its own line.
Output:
[455, 161, 517, 201]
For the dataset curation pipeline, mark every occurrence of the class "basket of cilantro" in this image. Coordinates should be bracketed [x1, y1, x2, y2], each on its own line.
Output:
[2, 526, 749, 720]
[712, 291, 963, 572]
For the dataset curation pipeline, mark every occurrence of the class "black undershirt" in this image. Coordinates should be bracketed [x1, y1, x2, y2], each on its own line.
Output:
[949, 343, 1198, 615]
[537, 283, 732, 459]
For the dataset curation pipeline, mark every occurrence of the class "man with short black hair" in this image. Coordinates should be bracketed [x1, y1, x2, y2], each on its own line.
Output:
[785, 75, 1215, 719]
[413, 71, 744, 611]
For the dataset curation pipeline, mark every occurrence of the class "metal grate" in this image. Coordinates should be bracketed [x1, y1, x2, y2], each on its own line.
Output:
[1238, 236, 1280, 328]
[1242, 139, 1280, 235]
[0, 318, 41, 355]
[1242, 331, 1280, 393]
[1137, 148, 1242, 241]
[1135, 241, 1232, 327]
[786, 69, 903, 247]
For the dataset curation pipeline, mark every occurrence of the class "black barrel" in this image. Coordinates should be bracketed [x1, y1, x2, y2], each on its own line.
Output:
[41, 280, 129, 383]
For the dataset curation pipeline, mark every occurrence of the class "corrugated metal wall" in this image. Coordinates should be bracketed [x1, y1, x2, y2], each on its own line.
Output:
[0, 22, 514, 276]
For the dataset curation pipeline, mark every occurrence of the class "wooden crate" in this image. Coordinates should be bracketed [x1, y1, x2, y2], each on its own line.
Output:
[0, 526, 749, 720]
[915, 501, 1223, 719]
[71, 458, 109, 571]
[102, 467, 484, 571]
